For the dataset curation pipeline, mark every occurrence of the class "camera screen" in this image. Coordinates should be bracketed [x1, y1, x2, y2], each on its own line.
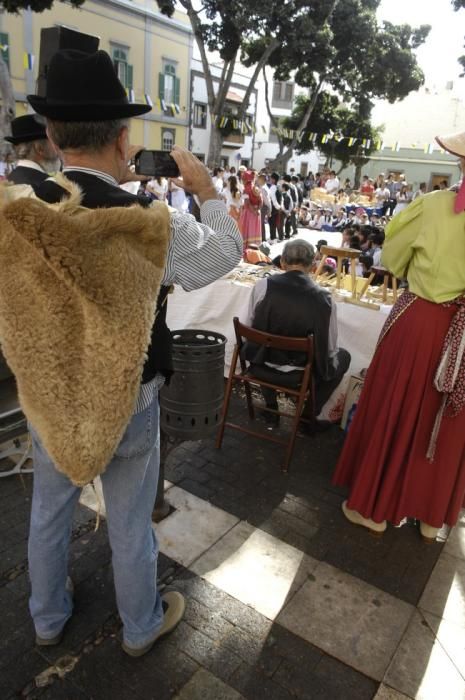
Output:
[135, 150, 180, 178]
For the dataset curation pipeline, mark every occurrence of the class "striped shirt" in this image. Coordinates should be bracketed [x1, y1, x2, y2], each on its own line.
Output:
[63, 167, 243, 412]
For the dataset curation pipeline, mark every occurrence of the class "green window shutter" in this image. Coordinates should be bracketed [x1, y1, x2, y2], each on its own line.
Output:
[159, 73, 165, 100]
[127, 64, 133, 89]
[174, 76, 180, 105]
[0, 33, 9, 70]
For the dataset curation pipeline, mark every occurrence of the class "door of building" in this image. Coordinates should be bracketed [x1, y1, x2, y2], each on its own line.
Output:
[430, 173, 451, 190]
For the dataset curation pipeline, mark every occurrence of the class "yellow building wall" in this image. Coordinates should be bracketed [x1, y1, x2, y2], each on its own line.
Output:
[1, 0, 192, 148]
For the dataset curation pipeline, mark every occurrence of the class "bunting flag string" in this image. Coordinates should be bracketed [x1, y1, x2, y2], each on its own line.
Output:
[121, 87, 182, 116]
[23, 52, 34, 70]
[268, 126, 447, 153]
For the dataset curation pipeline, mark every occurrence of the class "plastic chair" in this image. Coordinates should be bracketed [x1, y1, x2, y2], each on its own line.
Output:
[216, 317, 314, 472]
[0, 351, 32, 478]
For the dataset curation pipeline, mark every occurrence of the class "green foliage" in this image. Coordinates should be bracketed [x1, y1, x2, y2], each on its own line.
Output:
[0, 0, 84, 10]
[281, 93, 382, 169]
[158, 0, 340, 64]
[260, 0, 430, 107]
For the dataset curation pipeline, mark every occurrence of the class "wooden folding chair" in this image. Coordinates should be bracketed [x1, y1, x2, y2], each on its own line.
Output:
[216, 317, 314, 472]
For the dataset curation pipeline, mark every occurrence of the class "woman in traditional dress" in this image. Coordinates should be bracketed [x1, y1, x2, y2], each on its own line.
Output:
[222, 175, 242, 225]
[332, 130, 465, 542]
[238, 170, 262, 250]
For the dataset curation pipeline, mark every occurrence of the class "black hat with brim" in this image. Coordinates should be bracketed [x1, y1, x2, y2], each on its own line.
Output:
[5, 114, 47, 144]
[27, 49, 152, 121]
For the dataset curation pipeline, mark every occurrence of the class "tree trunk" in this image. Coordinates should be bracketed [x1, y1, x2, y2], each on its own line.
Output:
[353, 162, 362, 189]
[207, 125, 224, 168]
[0, 53, 15, 159]
[262, 67, 286, 158]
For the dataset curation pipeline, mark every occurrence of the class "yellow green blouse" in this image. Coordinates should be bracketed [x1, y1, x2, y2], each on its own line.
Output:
[382, 191, 465, 303]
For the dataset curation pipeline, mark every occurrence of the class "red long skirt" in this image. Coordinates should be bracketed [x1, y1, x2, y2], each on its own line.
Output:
[332, 298, 465, 527]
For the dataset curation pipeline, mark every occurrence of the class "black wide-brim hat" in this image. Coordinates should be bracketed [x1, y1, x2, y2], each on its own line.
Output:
[28, 49, 151, 121]
[5, 114, 47, 144]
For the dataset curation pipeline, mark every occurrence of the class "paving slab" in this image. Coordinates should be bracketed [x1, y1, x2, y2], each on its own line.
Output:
[419, 552, 465, 627]
[444, 509, 465, 561]
[191, 520, 318, 619]
[373, 685, 413, 699]
[277, 560, 413, 681]
[421, 610, 465, 680]
[156, 486, 239, 567]
[384, 609, 465, 700]
[175, 668, 245, 700]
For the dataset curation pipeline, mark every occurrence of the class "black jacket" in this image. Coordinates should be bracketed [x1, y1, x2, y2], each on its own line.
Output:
[36, 171, 173, 383]
[245, 270, 335, 381]
[8, 165, 48, 193]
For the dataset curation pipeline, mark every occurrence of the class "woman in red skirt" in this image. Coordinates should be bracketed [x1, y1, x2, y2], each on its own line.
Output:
[332, 130, 465, 542]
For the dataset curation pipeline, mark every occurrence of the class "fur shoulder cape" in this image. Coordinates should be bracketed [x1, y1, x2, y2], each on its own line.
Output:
[0, 177, 171, 486]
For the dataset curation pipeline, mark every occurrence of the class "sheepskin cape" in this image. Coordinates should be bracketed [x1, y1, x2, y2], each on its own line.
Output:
[0, 177, 171, 486]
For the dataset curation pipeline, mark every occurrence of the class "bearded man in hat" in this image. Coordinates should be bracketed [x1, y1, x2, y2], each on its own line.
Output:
[5, 113, 60, 191]
[0, 49, 242, 657]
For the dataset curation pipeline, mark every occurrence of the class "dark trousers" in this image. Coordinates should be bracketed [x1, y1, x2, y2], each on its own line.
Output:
[291, 210, 298, 235]
[284, 211, 298, 238]
[260, 205, 269, 242]
[383, 198, 396, 216]
[269, 208, 283, 240]
[284, 214, 292, 239]
[251, 348, 351, 417]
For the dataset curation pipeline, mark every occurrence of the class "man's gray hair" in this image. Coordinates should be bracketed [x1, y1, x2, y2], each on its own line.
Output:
[282, 239, 315, 267]
[14, 140, 47, 159]
[46, 119, 129, 151]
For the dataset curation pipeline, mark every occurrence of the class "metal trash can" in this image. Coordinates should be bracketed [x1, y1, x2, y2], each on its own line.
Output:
[160, 329, 227, 440]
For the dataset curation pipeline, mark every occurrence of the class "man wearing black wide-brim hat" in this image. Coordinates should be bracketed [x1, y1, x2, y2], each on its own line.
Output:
[5, 113, 60, 192]
[2, 49, 242, 657]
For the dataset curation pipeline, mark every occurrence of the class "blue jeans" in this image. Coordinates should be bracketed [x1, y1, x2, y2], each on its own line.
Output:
[28, 394, 164, 649]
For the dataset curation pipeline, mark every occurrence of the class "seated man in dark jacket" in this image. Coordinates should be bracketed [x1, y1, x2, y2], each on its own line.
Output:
[242, 239, 350, 426]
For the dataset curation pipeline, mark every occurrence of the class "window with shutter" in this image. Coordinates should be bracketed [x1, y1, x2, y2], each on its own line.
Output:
[174, 76, 180, 106]
[0, 33, 10, 70]
[193, 103, 207, 128]
[164, 74, 174, 104]
[162, 129, 175, 151]
[158, 73, 165, 100]
[162, 61, 178, 112]
[111, 45, 132, 89]
[272, 80, 294, 108]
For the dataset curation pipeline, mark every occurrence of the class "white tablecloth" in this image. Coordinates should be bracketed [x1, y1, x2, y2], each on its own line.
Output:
[166, 268, 391, 421]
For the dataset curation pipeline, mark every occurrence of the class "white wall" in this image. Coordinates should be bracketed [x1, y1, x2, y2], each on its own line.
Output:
[372, 84, 465, 145]
[190, 58, 255, 166]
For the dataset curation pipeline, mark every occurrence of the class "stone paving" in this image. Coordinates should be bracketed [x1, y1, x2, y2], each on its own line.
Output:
[1, 394, 465, 699]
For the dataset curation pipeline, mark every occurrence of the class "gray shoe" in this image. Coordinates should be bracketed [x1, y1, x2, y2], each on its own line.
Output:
[35, 577, 74, 646]
[122, 590, 186, 658]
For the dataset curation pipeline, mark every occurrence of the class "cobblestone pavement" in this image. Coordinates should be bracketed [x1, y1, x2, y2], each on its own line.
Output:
[1, 394, 463, 699]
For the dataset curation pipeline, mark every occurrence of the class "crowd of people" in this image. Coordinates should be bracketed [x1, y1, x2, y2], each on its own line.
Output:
[189, 164, 435, 280]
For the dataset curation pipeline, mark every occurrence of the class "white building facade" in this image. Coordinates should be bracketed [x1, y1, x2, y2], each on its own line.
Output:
[253, 68, 320, 176]
[189, 57, 320, 174]
[189, 58, 257, 168]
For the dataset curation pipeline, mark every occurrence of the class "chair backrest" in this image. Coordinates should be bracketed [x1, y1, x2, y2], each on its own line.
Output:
[233, 317, 313, 360]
